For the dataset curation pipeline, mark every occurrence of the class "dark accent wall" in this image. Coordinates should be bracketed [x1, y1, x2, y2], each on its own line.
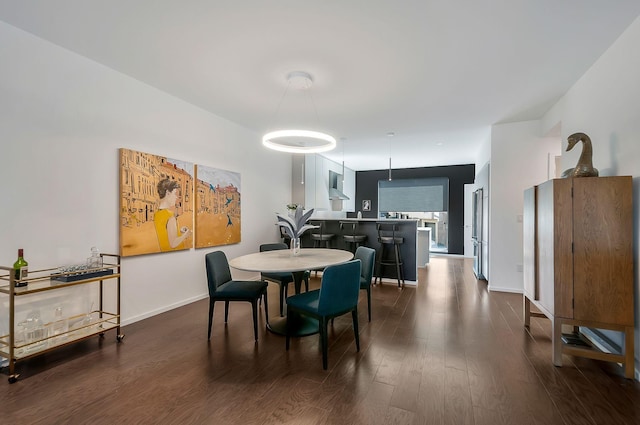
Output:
[349, 164, 475, 254]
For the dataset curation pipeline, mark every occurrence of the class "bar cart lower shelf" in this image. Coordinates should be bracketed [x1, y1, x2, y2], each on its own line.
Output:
[0, 253, 123, 383]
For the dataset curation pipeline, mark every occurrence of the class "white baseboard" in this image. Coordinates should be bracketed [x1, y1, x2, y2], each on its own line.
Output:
[121, 293, 209, 326]
[487, 285, 522, 294]
[431, 253, 470, 258]
[374, 278, 417, 287]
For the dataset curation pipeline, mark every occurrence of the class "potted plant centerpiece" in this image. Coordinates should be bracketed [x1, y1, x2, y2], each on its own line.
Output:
[277, 206, 317, 256]
[286, 203, 299, 218]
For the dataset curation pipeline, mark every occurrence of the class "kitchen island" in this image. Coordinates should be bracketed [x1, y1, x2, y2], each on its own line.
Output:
[300, 218, 418, 283]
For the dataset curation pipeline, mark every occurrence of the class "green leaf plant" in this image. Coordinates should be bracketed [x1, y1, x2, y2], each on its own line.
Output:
[276, 207, 318, 239]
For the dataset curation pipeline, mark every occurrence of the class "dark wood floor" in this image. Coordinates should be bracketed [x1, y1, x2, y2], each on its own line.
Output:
[2, 256, 639, 424]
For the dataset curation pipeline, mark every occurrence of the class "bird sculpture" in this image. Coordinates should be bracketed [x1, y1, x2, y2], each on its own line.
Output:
[560, 132, 599, 178]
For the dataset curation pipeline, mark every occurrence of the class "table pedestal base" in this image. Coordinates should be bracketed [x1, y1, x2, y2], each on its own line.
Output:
[267, 316, 318, 337]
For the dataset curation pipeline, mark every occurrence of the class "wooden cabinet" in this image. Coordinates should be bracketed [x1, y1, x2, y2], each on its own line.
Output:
[523, 176, 634, 378]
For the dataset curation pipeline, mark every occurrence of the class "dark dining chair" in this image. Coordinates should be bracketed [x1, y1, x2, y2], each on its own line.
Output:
[286, 259, 361, 370]
[354, 246, 376, 322]
[278, 225, 292, 247]
[259, 243, 309, 317]
[205, 251, 268, 341]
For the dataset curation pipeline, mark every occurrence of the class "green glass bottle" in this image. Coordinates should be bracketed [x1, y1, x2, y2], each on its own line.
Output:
[13, 248, 28, 287]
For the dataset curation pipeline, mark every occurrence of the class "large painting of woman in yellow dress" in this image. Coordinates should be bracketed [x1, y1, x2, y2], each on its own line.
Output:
[154, 178, 192, 251]
[119, 148, 194, 256]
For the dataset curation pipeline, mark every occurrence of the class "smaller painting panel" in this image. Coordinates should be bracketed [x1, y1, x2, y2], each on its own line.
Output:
[195, 164, 241, 248]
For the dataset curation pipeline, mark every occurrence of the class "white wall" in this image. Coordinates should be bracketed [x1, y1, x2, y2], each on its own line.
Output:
[0, 22, 292, 329]
[488, 120, 561, 292]
[541, 15, 640, 373]
[475, 134, 491, 172]
[542, 20, 640, 178]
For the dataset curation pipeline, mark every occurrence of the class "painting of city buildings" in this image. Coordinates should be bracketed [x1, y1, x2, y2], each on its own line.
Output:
[195, 164, 241, 248]
[119, 148, 194, 257]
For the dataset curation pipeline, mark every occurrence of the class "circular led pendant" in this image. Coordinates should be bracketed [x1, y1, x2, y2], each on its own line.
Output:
[262, 130, 336, 153]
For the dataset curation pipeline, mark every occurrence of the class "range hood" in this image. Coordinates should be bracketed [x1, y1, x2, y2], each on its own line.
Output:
[329, 187, 350, 200]
[328, 170, 350, 200]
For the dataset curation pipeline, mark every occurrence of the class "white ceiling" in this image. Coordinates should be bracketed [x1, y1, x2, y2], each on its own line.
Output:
[1, 1, 639, 171]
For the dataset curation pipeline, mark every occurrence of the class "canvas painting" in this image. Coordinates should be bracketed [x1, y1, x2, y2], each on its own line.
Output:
[195, 164, 241, 248]
[119, 148, 194, 256]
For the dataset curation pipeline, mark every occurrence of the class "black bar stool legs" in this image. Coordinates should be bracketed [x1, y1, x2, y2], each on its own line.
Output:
[374, 221, 405, 288]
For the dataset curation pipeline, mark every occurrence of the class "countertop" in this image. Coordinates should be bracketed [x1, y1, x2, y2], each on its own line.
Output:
[310, 218, 419, 222]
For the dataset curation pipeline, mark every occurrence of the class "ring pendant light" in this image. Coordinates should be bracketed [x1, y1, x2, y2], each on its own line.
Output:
[262, 130, 336, 153]
[262, 71, 336, 154]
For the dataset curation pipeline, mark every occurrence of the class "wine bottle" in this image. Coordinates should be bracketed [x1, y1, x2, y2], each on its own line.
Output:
[13, 248, 28, 287]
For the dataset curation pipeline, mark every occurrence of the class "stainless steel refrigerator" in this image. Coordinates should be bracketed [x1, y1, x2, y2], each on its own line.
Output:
[472, 188, 485, 279]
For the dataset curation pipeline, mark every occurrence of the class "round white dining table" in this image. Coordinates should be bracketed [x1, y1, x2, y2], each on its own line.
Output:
[229, 248, 353, 336]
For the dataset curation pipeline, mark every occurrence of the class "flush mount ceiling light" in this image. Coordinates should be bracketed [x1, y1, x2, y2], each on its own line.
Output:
[262, 71, 336, 154]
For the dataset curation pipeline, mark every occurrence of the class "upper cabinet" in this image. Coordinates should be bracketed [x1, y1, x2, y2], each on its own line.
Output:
[292, 154, 355, 212]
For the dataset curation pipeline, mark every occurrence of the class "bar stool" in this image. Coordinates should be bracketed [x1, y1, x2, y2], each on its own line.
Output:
[309, 221, 335, 248]
[374, 221, 405, 288]
[340, 221, 367, 253]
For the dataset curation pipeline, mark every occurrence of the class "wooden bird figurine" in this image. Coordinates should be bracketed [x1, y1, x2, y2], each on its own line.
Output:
[561, 132, 599, 178]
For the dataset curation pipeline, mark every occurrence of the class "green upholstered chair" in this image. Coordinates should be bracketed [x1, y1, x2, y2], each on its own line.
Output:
[330, 246, 375, 326]
[354, 246, 376, 322]
[285, 259, 361, 370]
[259, 243, 309, 317]
[205, 251, 268, 341]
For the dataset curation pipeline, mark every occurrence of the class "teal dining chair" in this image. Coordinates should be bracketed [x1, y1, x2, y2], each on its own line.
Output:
[330, 246, 375, 326]
[285, 259, 361, 370]
[205, 251, 268, 341]
[354, 246, 376, 322]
